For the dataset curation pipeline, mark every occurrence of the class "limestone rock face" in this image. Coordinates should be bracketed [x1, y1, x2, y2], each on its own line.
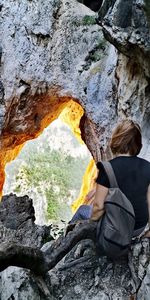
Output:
[1, 0, 150, 173]
[101, 0, 150, 160]
[0, 194, 53, 300]
[0, 194, 52, 247]
[79, 0, 150, 161]
[1, 0, 102, 140]
[0, 0, 107, 192]
[0, 194, 150, 300]
[102, 0, 150, 73]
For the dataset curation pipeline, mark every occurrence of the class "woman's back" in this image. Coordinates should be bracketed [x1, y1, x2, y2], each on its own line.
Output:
[96, 156, 150, 229]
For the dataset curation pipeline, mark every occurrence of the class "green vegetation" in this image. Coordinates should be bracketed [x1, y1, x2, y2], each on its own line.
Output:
[14, 148, 89, 221]
[82, 15, 96, 26]
[5, 120, 90, 223]
[89, 51, 102, 62]
[97, 38, 106, 51]
[89, 39, 106, 62]
[45, 188, 61, 220]
[16, 149, 88, 192]
[82, 38, 107, 72]
[72, 15, 96, 27]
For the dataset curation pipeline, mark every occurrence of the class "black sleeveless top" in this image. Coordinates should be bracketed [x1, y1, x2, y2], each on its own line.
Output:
[96, 156, 150, 230]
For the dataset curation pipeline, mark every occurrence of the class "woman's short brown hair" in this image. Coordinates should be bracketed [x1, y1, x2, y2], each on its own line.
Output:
[110, 120, 142, 156]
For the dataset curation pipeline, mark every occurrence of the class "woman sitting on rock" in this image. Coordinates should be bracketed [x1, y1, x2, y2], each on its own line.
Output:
[91, 120, 150, 238]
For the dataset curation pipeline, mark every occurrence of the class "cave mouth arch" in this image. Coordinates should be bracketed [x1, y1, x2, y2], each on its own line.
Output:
[3, 100, 97, 225]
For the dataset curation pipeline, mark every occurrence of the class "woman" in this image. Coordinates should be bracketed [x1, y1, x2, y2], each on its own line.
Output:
[91, 120, 150, 237]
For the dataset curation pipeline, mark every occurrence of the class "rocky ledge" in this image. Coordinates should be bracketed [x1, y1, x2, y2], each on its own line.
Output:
[0, 194, 150, 300]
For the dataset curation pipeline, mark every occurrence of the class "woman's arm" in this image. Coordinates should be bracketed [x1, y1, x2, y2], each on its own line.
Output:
[90, 183, 108, 221]
[84, 187, 96, 204]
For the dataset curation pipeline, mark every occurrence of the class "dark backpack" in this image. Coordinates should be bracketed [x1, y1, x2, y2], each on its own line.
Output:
[96, 161, 135, 259]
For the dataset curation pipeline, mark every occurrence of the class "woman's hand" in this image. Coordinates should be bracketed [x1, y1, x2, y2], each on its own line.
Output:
[143, 230, 150, 238]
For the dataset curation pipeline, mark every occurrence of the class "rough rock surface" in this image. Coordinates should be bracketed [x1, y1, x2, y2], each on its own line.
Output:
[0, 194, 150, 300]
[0, 0, 150, 299]
[0, 194, 53, 300]
[0, 193, 52, 246]
[0, 0, 103, 154]
[0, 0, 150, 174]
[0, 0, 109, 192]
[101, 0, 150, 160]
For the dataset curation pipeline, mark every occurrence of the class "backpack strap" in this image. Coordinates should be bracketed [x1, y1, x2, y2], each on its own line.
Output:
[101, 161, 118, 188]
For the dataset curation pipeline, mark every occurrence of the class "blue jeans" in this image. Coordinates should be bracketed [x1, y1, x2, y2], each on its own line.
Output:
[69, 205, 93, 224]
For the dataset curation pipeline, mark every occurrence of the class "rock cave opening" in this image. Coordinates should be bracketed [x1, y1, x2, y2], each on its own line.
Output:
[3, 100, 97, 229]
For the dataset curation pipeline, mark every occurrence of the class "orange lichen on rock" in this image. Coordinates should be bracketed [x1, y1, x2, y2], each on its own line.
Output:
[0, 169, 5, 198]
[71, 159, 97, 212]
[0, 96, 96, 209]
[0, 144, 25, 198]
[59, 100, 84, 144]
[60, 100, 98, 212]
[0, 93, 72, 196]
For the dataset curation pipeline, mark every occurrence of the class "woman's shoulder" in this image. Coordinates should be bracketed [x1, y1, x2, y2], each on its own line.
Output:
[136, 157, 150, 174]
[97, 156, 150, 169]
[137, 156, 150, 166]
[110, 156, 150, 173]
[110, 155, 150, 163]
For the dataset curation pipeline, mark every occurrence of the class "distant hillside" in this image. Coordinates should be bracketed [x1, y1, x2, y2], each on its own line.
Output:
[4, 119, 91, 225]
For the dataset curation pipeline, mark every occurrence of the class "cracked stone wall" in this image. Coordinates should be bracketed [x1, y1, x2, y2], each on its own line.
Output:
[0, 0, 105, 193]
[0, 0, 150, 299]
[101, 0, 150, 160]
[0, 0, 122, 195]
[1, 0, 150, 175]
